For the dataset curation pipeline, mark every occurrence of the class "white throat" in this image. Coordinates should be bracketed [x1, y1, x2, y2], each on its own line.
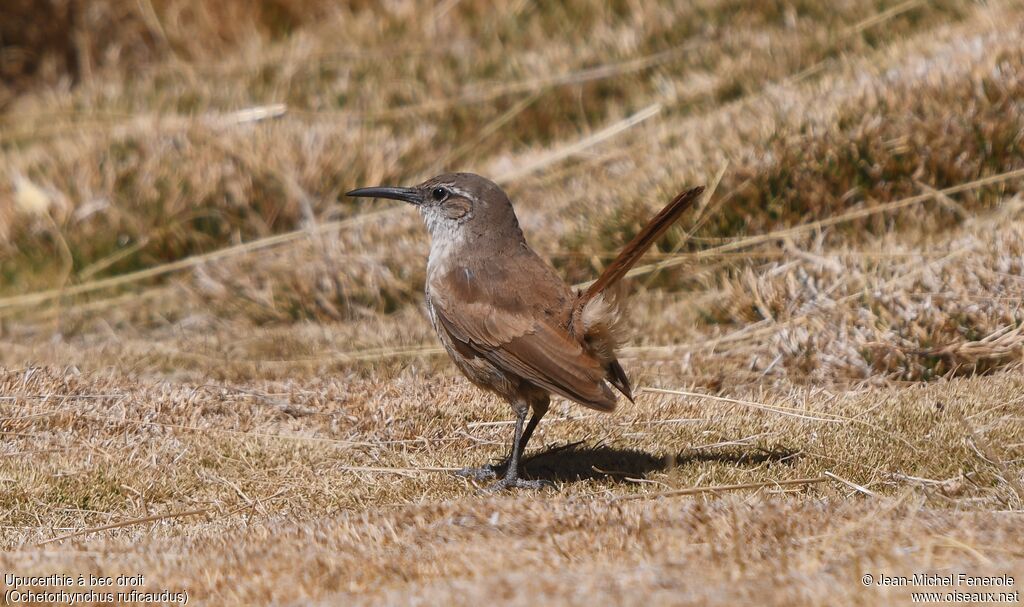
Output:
[422, 207, 470, 278]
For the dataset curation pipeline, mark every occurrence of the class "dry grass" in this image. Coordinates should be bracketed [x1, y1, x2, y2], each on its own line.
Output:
[2, 1, 1024, 605]
[1, 368, 1022, 604]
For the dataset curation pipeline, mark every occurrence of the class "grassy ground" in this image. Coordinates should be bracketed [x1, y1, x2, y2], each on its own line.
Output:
[1, 1, 1023, 605]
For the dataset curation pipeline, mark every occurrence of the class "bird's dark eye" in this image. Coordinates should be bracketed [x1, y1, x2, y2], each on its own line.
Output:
[431, 187, 448, 201]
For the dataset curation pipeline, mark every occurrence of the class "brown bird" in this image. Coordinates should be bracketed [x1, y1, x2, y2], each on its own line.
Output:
[348, 174, 704, 490]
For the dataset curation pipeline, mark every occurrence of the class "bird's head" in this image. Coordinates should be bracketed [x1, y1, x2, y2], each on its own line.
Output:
[346, 172, 522, 246]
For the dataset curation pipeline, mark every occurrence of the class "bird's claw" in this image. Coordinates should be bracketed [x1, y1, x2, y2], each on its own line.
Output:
[485, 477, 553, 492]
[455, 464, 552, 490]
[454, 464, 500, 481]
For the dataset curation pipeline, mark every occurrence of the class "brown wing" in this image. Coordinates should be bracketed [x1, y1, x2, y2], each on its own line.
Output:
[430, 269, 617, 412]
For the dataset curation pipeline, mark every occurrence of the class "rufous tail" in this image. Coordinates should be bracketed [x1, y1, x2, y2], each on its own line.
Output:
[579, 185, 704, 306]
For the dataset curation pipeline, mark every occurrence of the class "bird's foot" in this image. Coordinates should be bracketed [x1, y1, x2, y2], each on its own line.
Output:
[485, 476, 552, 492]
[454, 464, 500, 481]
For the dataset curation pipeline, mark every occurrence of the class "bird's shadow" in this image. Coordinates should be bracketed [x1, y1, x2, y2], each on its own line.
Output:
[493, 441, 802, 484]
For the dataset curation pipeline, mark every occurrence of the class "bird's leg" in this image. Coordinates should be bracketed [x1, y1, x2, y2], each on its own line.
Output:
[487, 403, 549, 491]
[455, 399, 549, 482]
[518, 399, 549, 457]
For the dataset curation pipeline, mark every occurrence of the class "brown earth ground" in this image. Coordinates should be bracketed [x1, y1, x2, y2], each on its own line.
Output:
[1, 1, 1023, 605]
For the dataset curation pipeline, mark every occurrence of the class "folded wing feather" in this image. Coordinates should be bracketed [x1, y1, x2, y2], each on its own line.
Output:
[431, 289, 617, 412]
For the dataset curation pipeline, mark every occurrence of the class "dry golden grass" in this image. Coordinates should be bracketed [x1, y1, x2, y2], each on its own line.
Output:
[1, 368, 1022, 604]
[2, 1, 1024, 605]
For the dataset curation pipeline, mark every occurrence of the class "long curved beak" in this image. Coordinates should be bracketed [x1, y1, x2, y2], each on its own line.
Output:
[346, 186, 422, 205]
